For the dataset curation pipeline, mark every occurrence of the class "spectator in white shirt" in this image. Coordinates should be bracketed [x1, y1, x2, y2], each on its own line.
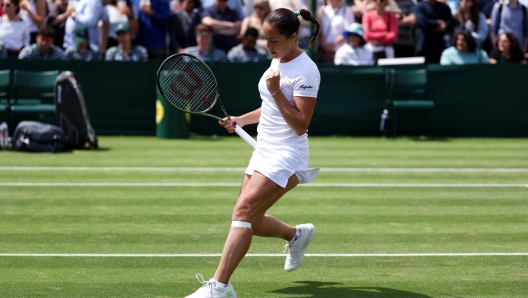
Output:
[63, 0, 103, 48]
[18, 0, 46, 43]
[0, 0, 30, 57]
[319, 0, 355, 61]
[334, 23, 374, 65]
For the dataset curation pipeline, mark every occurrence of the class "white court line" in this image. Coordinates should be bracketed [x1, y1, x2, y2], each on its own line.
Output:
[2, 166, 528, 172]
[1, 183, 527, 188]
[0, 253, 527, 257]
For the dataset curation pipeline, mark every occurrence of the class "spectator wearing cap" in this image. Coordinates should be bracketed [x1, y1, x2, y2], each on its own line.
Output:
[65, 24, 103, 60]
[64, 0, 104, 48]
[169, 0, 202, 54]
[201, 0, 242, 53]
[18, 25, 67, 59]
[101, 0, 138, 52]
[0, 0, 31, 57]
[334, 23, 374, 66]
[227, 27, 267, 62]
[132, 0, 171, 60]
[490, 0, 528, 55]
[184, 23, 227, 61]
[414, 0, 454, 63]
[105, 22, 148, 61]
[440, 29, 488, 64]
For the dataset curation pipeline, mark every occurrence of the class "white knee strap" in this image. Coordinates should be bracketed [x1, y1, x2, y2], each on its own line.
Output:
[232, 221, 252, 229]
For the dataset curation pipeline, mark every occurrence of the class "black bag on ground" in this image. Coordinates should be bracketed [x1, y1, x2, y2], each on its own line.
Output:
[54, 72, 98, 149]
[13, 121, 67, 153]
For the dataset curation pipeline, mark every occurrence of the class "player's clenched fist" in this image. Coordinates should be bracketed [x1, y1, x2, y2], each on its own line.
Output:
[266, 70, 281, 96]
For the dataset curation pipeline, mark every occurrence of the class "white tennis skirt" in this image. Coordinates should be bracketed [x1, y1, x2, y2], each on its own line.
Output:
[245, 145, 310, 188]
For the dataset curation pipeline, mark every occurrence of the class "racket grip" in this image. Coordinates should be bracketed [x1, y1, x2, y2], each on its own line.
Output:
[235, 125, 256, 149]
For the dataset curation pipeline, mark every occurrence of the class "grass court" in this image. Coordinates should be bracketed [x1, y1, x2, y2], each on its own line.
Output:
[1, 136, 527, 297]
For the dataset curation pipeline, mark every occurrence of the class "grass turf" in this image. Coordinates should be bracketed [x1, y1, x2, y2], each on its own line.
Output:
[0, 136, 527, 297]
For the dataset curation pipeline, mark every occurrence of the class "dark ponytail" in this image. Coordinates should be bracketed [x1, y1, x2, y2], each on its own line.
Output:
[265, 8, 320, 48]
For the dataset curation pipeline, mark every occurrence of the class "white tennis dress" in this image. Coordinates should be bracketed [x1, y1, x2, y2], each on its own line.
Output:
[245, 52, 321, 188]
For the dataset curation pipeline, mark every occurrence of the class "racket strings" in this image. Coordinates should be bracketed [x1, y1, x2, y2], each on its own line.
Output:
[158, 56, 217, 113]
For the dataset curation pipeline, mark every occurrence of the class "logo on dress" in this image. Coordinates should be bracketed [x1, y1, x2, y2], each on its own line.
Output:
[299, 84, 313, 89]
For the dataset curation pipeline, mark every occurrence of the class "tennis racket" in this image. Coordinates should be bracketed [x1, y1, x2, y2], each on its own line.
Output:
[156, 53, 256, 149]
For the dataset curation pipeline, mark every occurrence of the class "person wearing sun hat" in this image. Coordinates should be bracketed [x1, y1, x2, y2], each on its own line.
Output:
[334, 23, 374, 66]
[105, 22, 148, 61]
[64, 24, 103, 61]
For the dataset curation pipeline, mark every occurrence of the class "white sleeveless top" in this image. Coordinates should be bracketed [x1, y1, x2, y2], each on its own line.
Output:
[19, 0, 38, 33]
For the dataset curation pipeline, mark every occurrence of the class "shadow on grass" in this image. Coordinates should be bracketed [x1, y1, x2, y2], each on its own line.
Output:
[270, 281, 432, 298]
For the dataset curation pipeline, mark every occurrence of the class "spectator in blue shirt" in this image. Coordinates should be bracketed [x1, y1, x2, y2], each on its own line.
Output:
[227, 27, 268, 62]
[440, 29, 489, 64]
[201, 0, 242, 53]
[132, 0, 171, 60]
[490, 0, 528, 55]
[63, 0, 104, 48]
[415, 0, 454, 63]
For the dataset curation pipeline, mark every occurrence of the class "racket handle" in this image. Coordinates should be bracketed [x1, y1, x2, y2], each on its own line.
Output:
[235, 125, 256, 149]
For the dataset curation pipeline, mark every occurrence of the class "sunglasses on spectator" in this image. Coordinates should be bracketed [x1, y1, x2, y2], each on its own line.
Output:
[218, 0, 228, 2]
[196, 32, 211, 37]
[254, 5, 262, 9]
[2, 3, 14, 7]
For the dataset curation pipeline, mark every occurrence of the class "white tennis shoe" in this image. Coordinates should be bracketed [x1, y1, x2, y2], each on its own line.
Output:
[283, 223, 315, 272]
[185, 274, 237, 298]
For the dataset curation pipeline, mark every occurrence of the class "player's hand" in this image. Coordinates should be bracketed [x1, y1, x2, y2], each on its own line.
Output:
[266, 70, 281, 96]
[219, 116, 241, 133]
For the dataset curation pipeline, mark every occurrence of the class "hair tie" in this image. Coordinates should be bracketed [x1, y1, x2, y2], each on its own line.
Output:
[293, 10, 300, 16]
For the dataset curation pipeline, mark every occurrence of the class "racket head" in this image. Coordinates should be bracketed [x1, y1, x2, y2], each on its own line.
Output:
[156, 53, 218, 114]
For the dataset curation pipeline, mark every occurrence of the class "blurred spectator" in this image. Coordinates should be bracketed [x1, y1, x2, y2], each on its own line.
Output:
[184, 23, 227, 61]
[352, 0, 370, 20]
[334, 23, 374, 65]
[18, 0, 47, 43]
[362, 0, 398, 61]
[445, 0, 460, 15]
[169, 0, 201, 54]
[269, 0, 311, 48]
[201, 0, 242, 53]
[440, 28, 488, 64]
[490, 0, 528, 55]
[319, 0, 355, 61]
[47, 0, 75, 49]
[239, 0, 270, 48]
[64, 23, 102, 60]
[454, 0, 489, 42]
[105, 22, 148, 61]
[19, 25, 67, 59]
[415, 0, 454, 63]
[227, 26, 267, 62]
[201, 0, 245, 19]
[0, 40, 6, 57]
[102, 0, 138, 52]
[64, 0, 104, 48]
[132, 0, 171, 59]
[489, 31, 526, 62]
[393, 0, 416, 58]
[0, 0, 30, 57]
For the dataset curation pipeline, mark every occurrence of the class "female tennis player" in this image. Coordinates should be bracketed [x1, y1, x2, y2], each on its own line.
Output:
[185, 8, 321, 298]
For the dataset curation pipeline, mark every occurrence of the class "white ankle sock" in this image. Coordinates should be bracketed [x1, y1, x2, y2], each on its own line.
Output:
[289, 228, 301, 243]
[214, 279, 228, 288]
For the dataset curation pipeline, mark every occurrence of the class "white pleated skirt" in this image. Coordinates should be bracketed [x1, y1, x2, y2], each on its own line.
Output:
[245, 145, 318, 188]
